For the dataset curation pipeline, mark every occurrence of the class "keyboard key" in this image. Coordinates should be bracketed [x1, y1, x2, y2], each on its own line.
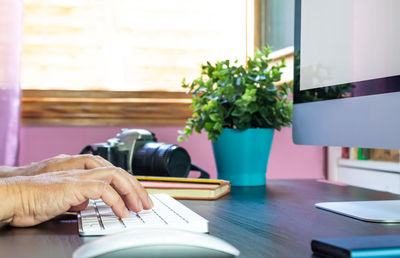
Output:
[138, 212, 164, 225]
[123, 213, 140, 220]
[138, 209, 153, 215]
[82, 220, 102, 233]
[121, 217, 143, 223]
[81, 216, 99, 223]
[97, 206, 114, 215]
[101, 215, 120, 222]
[128, 211, 137, 216]
[80, 208, 97, 217]
[102, 220, 124, 230]
[121, 219, 145, 227]
[95, 201, 106, 207]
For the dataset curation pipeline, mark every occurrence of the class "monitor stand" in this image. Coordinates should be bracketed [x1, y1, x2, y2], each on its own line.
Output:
[315, 200, 400, 223]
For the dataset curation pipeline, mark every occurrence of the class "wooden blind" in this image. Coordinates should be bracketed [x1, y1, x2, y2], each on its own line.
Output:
[22, 0, 247, 91]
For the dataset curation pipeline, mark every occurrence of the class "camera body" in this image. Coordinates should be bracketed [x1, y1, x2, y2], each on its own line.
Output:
[83, 129, 191, 178]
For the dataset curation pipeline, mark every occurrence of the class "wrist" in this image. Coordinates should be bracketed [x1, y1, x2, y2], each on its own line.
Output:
[0, 179, 16, 223]
[0, 166, 18, 177]
[0, 166, 30, 177]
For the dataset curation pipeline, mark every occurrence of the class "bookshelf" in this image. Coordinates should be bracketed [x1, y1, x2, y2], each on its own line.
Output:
[327, 147, 400, 194]
[338, 158, 400, 173]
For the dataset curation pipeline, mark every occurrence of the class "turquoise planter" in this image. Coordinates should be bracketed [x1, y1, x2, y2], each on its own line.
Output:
[212, 128, 274, 186]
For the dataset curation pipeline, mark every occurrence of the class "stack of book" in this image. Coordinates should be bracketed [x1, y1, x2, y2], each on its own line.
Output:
[342, 147, 400, 162]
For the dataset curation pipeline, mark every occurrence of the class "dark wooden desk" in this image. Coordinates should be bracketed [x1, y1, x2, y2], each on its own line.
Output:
[2, 179, 400, 258]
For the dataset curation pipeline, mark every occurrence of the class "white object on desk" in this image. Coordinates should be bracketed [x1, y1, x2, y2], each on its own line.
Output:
[78, 193, 208, 236]
[316, 200, 400, 223]
[73, 227, 240, 258]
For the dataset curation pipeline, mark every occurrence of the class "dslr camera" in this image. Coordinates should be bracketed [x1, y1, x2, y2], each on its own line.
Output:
[80, 129, 208, 178]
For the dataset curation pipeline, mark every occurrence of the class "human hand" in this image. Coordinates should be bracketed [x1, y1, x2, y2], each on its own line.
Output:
[0, 166, 153, 227]
[17, 154, 114, 176]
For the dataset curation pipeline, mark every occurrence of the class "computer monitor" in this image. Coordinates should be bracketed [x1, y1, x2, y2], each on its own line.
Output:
[293, 0, 400, 222]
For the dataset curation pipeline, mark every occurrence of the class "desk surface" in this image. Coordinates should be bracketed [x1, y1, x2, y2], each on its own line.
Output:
[2, 179, 400, 258]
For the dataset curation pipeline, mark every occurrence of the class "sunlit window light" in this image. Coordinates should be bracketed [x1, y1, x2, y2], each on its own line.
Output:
[22, 0, 248, 91]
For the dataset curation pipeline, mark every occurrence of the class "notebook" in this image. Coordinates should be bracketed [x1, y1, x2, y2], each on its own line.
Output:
[136, 176, 231, 200]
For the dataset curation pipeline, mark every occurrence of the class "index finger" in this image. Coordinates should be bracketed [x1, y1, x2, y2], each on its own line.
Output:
[72, 167, 151, 212]
[77, 180, 129, 218]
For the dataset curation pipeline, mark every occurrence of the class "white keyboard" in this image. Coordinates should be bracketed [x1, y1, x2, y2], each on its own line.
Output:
[77, 194, 209, 236]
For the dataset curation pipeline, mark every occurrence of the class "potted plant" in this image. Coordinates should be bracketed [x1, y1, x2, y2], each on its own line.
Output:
[178, 46, 292, 186]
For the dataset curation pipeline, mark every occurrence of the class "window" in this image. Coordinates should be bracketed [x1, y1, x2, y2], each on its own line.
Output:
[21, 0, 293, 126]
[22, 0, 247, 91]
[265, 0, 294, 51]
[263, 0, 295, 84]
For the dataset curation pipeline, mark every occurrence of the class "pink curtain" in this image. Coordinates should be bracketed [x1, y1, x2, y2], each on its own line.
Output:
[0, 0, 23, 166]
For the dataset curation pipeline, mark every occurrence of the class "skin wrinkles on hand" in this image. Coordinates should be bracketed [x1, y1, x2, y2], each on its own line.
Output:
[0, 154, 153, 227]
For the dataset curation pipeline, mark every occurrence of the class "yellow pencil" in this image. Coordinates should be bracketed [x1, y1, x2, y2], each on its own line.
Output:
[135, 176, 223, 184]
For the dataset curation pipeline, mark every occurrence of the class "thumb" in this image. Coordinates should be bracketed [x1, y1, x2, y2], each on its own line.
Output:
[68, 200, 89, 212]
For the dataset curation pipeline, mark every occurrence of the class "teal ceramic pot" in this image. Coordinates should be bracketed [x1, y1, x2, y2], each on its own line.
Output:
[212, 128, 274, 186]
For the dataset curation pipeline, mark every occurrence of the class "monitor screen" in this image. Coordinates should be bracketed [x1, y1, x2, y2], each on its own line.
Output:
[293, 0, 400, 149]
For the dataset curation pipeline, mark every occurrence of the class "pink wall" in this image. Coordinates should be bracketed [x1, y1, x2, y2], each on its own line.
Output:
[19, 126, 324, 179]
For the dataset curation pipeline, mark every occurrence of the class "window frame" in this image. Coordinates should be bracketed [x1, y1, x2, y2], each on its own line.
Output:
[21, 90, 193, 126]
[21, 49, 293, 126]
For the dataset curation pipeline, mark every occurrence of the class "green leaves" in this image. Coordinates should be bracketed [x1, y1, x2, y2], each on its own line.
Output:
[178, 46, 293, 142]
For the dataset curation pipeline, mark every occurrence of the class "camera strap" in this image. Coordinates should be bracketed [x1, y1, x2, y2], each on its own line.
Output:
[80, 145, 94, 155]
[190, 164, 210, 179]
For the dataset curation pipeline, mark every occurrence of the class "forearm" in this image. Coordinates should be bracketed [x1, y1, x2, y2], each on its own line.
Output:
[0, 179, 15, 225]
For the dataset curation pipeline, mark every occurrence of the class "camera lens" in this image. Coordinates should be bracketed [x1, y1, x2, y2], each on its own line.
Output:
[132, 142, 191, 177]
